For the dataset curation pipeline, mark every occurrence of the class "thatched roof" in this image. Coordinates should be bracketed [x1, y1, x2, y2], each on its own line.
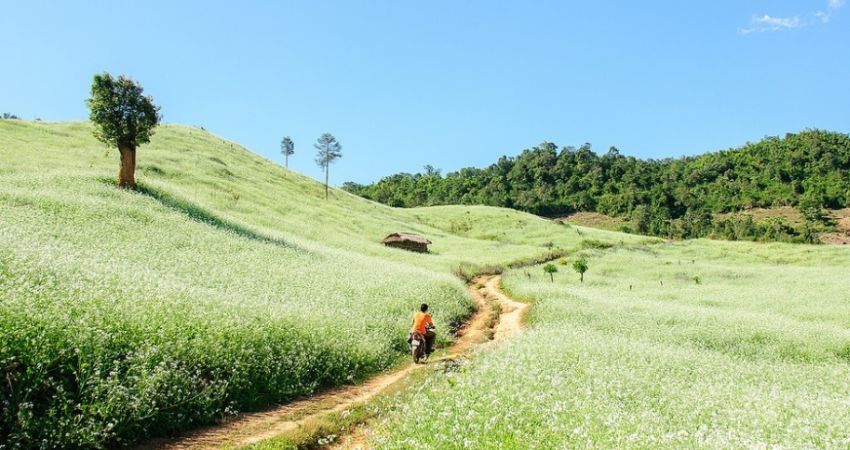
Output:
[382, 232, 432, 245]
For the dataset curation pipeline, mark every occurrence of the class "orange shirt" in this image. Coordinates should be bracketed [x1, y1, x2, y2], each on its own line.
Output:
[411, 312, 433, 334]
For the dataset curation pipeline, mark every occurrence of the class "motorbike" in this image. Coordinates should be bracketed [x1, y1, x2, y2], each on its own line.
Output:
[409, 325, 434, 363]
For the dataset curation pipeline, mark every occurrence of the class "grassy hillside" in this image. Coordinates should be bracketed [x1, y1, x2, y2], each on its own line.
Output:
[0, 120, 629, 448]
[346, 130, 850, 242]
[564, 207, 850, 245]
[368, 240, 850, 448]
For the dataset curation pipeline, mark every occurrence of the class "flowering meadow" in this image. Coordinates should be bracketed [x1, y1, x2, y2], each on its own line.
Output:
[370, 240, 850, 448]
[0, 120, 610, 448]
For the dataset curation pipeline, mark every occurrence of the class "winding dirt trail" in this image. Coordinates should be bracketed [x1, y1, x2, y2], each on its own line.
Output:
[482, 275, 528, 341]
[329, 275, 529, 450]
[138, 275, 526, 450]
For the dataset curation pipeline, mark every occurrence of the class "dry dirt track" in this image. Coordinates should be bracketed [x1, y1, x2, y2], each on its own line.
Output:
[137, 275, 527, 450]
[329, 275, 528, 450]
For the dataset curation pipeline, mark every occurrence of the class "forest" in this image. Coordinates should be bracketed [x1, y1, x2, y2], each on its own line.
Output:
[344, 130, 850, 242]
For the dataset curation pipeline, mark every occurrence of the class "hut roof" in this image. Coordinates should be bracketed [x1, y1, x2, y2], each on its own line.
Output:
[382, 232, 432, 245]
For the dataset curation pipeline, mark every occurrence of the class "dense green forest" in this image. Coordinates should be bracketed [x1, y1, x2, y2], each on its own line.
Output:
[344, 130, 850, 242]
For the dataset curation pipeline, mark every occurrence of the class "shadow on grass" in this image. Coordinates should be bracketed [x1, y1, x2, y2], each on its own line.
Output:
[129, 181, 304, 253]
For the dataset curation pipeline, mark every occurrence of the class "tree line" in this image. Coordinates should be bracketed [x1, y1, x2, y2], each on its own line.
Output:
[344, 131, 850, 242]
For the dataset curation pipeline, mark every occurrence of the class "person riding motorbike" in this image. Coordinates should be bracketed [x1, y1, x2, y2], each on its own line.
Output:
[410, 303, 436, 360]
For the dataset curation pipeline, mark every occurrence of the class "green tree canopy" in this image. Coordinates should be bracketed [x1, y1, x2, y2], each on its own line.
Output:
[572, 258, 588, 283]
[87, 73, 160, 148]
[281, 136, 295, 168]
[315, 133, 343, 199]
[345, 130, 850, 243]
[86, 73, 160, 189]
[543, 263, 558, 282]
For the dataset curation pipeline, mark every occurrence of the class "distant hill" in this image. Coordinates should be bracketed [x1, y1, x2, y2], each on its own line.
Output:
[345, 130, 850, 243]
[560, 207, 850, 245]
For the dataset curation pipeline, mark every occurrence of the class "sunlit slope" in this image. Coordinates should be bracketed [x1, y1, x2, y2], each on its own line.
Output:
[0, 120, 627, 270]
[371, 239, 850, 448]
[0, 120, 629, 447]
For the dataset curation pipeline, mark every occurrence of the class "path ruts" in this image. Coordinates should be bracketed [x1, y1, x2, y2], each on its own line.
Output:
[137, 275, 527, 450]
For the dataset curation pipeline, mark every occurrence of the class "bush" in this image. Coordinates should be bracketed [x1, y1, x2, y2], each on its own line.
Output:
[572, 258, 589, 282]
[581, 239, 613, 250]
[543, 263, 558, 282]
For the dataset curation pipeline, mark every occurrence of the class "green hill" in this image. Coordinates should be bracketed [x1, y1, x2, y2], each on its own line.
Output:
[5, 120, 850, 449]
[0, 120, 631, 448]
[345, 130, 850, 242]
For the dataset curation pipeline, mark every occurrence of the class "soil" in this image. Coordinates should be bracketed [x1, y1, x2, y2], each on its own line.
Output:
[136, 275, 527, 450]
[819, 208, 850, 245]
[556, 211, 625, 231]
[328, 275, 527, 449]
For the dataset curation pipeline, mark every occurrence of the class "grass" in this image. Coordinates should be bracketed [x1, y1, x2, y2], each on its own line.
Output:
[367, 239, 850, 448]
[12, 119, 842, 449]
[0, 120, 625, 448]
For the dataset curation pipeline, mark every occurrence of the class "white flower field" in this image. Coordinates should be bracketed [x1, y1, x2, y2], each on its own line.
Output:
[4, 120, 849, 449]
[0, 120, 618, 448]
[368, 241, 850, 448]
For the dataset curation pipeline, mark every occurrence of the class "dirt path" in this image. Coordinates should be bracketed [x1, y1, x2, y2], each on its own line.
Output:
[328, 275, 528, 450]
[137, 275, 525, 450]
[482, 275, 528, 341]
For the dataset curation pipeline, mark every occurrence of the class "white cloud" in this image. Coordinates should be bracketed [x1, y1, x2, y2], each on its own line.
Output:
[821, 0, 845, 21]
[755, 15, 802, 28]
[814, 0, 844, 24]
[742, 1, 844, 34]
[741, 14, 803, 34]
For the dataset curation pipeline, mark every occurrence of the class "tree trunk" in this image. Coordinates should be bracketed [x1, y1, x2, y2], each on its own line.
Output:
[118, 142, 137, 190]
[580, 272, 584, 283]
[549, 273, 553, 282]
[324, 166, 329, 199]
[285, 154, 289, 168]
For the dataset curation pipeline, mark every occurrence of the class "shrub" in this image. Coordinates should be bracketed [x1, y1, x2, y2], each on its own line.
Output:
[543, 263, 558, 282]
[572, 258, 588, 283]
[580, 239, 613, 250]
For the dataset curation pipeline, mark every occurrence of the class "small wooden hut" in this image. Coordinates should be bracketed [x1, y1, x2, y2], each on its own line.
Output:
[382, 232, 431, 253]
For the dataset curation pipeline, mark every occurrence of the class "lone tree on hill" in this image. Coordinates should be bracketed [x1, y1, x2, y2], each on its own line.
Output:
[281, 136, 295, 168]
[543, 263, 558, 282]
[314, 133, 342, 199]
[572, 258, 589, 283]
[86, 73, 160, 189]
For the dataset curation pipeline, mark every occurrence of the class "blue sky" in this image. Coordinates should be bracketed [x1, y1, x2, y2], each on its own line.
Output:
[2, 1, 848, 184]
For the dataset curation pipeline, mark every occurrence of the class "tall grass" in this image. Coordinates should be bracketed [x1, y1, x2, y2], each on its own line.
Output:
[0, 120, 628, 448]
[370, 240, 850, 448]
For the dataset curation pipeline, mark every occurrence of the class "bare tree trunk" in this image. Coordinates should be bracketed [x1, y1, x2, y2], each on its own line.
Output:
[118, 142, 137, 190]
[324, 165, 329, 199]
[580, 273, 584, 283]
[285, 154, 289, 168]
